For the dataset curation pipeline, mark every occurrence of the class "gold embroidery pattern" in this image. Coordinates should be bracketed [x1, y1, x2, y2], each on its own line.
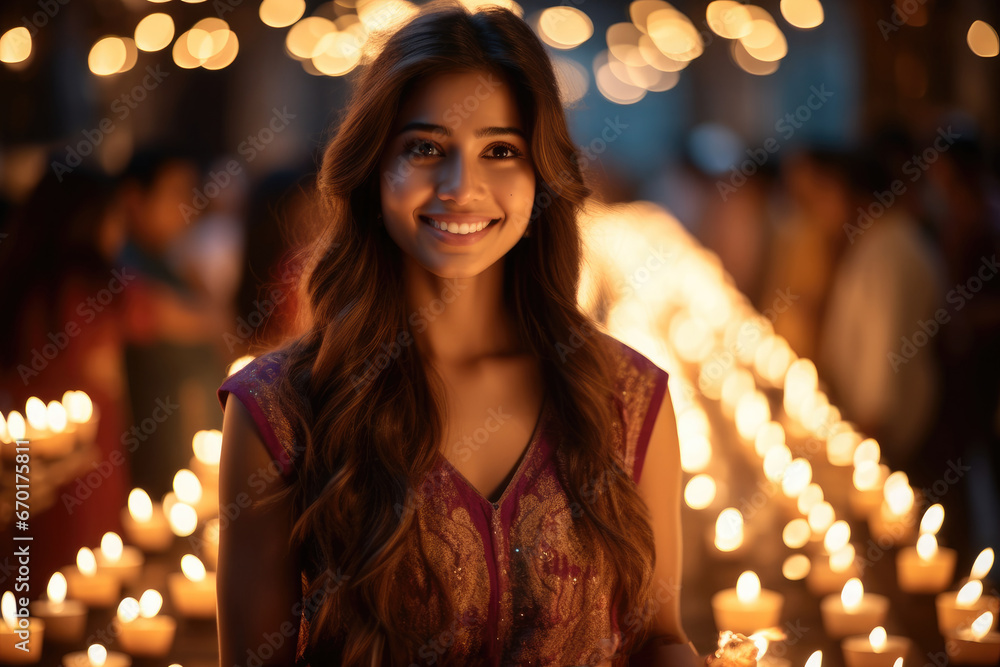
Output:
[226, 351, 299, 467]
[607, 339, 661, 481]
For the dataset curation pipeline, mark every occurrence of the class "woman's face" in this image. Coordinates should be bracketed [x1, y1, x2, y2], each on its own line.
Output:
[378, 69, 536, 279]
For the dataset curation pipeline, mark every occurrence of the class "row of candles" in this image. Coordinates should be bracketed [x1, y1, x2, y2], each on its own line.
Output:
[0, 392, 96, 457]
[0, 419, 226, 666]
[579, 201, 999, 666]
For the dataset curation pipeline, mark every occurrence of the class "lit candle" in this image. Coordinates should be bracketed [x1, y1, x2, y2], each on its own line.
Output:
[119, 489, 173, 553]
[936, 580, 1000, 636]
[807, 544, 861, 596]
[842, 626, 911, 667]
[23, 397, 48, 440]
[33, 400, 76, 458]
[848, 450, 888, 520]
[189, 429, 222, 485]
[708, 508, 752, 560]
[711, 571, 784, 635]
[867, 472, 917, 545]
[970, 548, 995, 581]
[0, 591, 45, 664]
[706, 630, 760, 667]
[28, 573, 87, 643]
[62, 548, 120, 608]
[61, 642, 131, 667]
[820, 578, 890, 639]
[112, 591, 176, 657]
[167, 555, 217, 618]
[174, 467, 216, 521]
[93, 533, 143, 585]
[897, 533, 957, 594]
[946, 612, 1000, 665]
[62, 390, 98, 444]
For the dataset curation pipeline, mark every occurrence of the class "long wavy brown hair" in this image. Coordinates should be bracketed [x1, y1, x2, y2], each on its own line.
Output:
[263, 1, 657, 664]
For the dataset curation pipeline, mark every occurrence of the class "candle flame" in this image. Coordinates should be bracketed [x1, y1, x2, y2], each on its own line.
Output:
[892, 659, 903, 667]
[715, 508, 744, 552]
[117, 597, 140, 623]
[2, 591, 17, 631]
[6, 410, 26, 441]
[807, 501, 835, 534]
[824, 520, 851, 553]
[64, 390, 94, 423]
[754, 420, 785, 458]
[181, 554, 207, 582]
[88, 644, 108, 667]
[919, 504, 944, 535]
[0, 411, 7, 443]
[684, 474, 717, 509]
[25, 396, 47, 430]
[128, 488, 154, 523]
[173, 468, 204, 505]
[796, 483, 824, 515]
[101, 532, 124, 563]
[192, 429, 223, 465]
[916, 533, 938, 561]
[869, 626, 887, 652]
[227, 354, 255, 376]
[841, 577, 863, 612]
[971, 548, 995, 580]
[168, 501, 199, 537]
[736, 570, 761, 603]
[804, 650, 822, 667]
[77, 547, 97, 576]
[47, 572, 68, 604]
[957, 580, 984, 608]
[827, 428, 861, 467]
[750, 633, 769, 660]
[884, 472, 914, 515]
[971, 611, 993, 641]
[780, 458, 812, 498]
[139, 589, 163, 617]
[830, 544, 856, 573]
[853, 438, 880, 466]
[763, 444, 792, 483]
[46, 400, 68, 432]
[782, 518, 811, 549]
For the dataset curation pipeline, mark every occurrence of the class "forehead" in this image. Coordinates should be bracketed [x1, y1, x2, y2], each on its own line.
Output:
[394, 70, 523, 131]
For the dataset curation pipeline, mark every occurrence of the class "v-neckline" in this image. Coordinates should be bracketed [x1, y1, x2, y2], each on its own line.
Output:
[438, 391, 548, 508]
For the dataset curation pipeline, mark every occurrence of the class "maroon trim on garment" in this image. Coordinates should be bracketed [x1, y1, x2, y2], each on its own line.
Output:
[218, 372, 295, 479]
[631, 355, 669, 485]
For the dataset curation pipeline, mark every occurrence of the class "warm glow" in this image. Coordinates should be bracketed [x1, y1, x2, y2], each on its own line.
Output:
[646, 7, 703, 61]
[181, 554, 207, 583]
[754, 421, 785, 458]
[782, 554, 811, 580]
[736, 570, 761, 603]
[47, 572, 68, 604]
[869, 626, 888, 652]
[824, 520, 851, 553]
[202, 30, 239, 70]
[77, 547, 98, 576]
[1, 591, 16, 631]
[883, 472, 914, 515]
[797, 484, 824, 515]
[89, 36, 127, 76]
[538, 7, 593, 49]
[139, 589, 163, 618]
[168, 502, 199, 537]
[782, 518, 811, 549]
[192, 429, 224, 465]
[783, 358, 818, 417]
[0, 412, 7, 443]
[259, 0, 306, 28]
[735, 390, 771, 441]
[840, 578, 863, 612]
[25, 396, 47, 430]
[967, 20, 999, 58]
[780, 0, 824, 30]
[129, 488, 154, 523]
[88, 644, 108, 667]
[763, 444, 792, 483]
[117, 597, 140, 623]
[64, 391, 94, 423]
[174, 468, 204, 505]
[853, 438, 881, 465]
[780, 458, 812, 497]
[684, 474, 717, 509]
[706, 1, 752, 39]
[853, 460, 881, 491]
[0, 27, 31, 64]
[46, 400, 68, 432]
[679, 433, 712, 472]
[101, 532, 124, 562]
[135, 13, 175, 51]
[827, 426, 861, 466]
[957, 580, 984, 608]
[920, 504, 945, 535]
[830, 544, 856, 573]
[808, 501, 835, 534]
[971, 548, 995, 580]
[227, 355, 255, 376]
[6, 411, 25, 440]
[804, 650, 822, 667]
[916, 533, 939, 561]
[971, 611, 993, 641]
[715, 508, 744, 552]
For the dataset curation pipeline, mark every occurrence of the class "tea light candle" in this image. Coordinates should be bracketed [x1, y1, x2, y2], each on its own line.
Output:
[174, 468, 216, 520]
[29, 400, 77, 458]
[848, 445, 887, 519]
[62, 643, 131, 667]
[842, 627, 911, 667]
[897, 534, 957, 593]
[936, 580, 1000, 636]
[28, 573, 86, 643]
[62, 391, 98, 445]
[821, 578, 890, 639]
[189, 429, 222, 487]
[62, 548, 120, 608]
[708, 508, 751, 560]
[711, 571, 784, 635]
[93, 533, 143, 585]
[120, 489, 173, 553]
[807, 545, 861, 596]
[167, 555, 217, 618]
[946, 612, 1000, 665]
[0, 591, 45, 664]
[112, 591, 176, 657]
[867, 473, 917, 545]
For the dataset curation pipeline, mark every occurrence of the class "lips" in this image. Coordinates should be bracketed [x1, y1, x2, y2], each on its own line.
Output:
[419, 214, 501, 235]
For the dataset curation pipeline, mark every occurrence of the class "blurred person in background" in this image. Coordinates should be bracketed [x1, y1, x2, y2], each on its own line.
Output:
[117, 147, 232, 497]
[0, 164, 131, 591]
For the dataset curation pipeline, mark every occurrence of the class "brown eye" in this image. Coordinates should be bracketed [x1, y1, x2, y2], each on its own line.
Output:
[484, 142, 523, 160]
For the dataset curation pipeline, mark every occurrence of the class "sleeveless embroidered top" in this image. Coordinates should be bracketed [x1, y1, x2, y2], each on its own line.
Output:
[217, 334, 670, 667]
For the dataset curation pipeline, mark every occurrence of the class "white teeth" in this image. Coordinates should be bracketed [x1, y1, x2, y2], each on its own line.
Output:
[426, 218, 492, 235]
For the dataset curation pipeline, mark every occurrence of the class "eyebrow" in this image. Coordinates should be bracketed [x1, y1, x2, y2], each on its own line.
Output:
[396, 121, 525, 140]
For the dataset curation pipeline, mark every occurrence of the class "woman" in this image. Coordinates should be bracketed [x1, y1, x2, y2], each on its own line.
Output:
[216, 2, 697, 665]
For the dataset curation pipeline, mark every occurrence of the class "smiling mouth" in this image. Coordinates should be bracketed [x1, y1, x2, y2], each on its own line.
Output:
[419, 215, 501, 235]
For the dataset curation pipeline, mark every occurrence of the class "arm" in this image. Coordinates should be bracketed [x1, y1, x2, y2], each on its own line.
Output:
[217, 394, 302, 667]
[629, 386, 702, 667]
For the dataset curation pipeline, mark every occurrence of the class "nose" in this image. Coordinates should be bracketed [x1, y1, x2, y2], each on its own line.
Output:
[436, 152, 484, 206]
